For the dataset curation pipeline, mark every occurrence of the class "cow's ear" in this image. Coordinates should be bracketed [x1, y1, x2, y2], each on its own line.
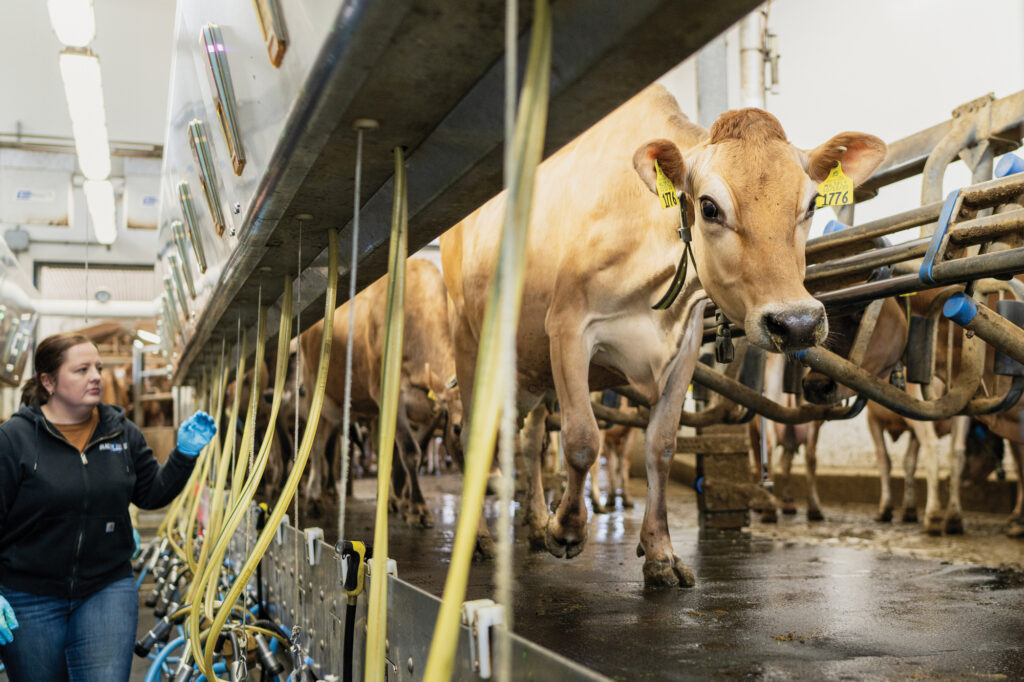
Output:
[633, 139, 685, 196]
[805, 133, 886, 186]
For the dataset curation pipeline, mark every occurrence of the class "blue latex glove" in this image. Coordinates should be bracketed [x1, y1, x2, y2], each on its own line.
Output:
[132, 527, 142, 560]
[177, 410, 217, 457]
[0, 595, 18, 645]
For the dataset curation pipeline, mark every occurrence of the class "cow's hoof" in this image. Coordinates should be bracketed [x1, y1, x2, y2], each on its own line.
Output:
[924, 514, 943, 536]
[404, 503, 434, 529]
[591, 499, 609, 515]
[620, 496, 635, 509]
[642, 555, 695, 589]
[944, 515, 964, 535]
[1005, 519, 1024, 538]
[473, 535, 497, 562]
[544, 519, 586, 559]
[902, 508, 918, 523]
[760, 508, 778, 523]
[781, 501, 798, 515]
[875, 507, 894, 523]
[387, 498, 401, 514]
[807, 508, 825, 522]
[527, 524, 548, 551]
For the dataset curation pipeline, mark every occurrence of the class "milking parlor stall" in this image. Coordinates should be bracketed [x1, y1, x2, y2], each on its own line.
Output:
[4, 0, 1024, 680]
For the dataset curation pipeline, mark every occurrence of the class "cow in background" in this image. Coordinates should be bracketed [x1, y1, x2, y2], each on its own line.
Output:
[298, 257, 461, 526]
[588, 391, 637, 513]
[442, 83, 886, 586]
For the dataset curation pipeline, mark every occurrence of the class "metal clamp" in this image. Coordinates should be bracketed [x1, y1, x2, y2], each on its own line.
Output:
[366, 557, 398, 579]
[274, 513, 289, 545]
[187, 119, 228, 236]
[304, 527, 324, 566]
[177, 181, 209, 274]
[170, 221, 197, 298]
[252, 0, 288, 67]
[919, 188, 962, 285]
[461, 599, 505, 679]
[200, 24, 246, 175]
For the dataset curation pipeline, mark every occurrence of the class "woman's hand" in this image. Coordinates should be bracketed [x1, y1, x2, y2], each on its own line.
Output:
[176, 410, 217, 457]
[0, 595, 18, 645]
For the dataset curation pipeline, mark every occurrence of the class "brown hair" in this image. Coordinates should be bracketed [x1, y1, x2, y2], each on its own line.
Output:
[21, 333, 95, 406]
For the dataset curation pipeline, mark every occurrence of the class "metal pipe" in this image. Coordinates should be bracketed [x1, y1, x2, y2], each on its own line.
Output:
[739, 8, 765, 110]
[796, 332, 984, 420]
[687, 362, 863, 425]
[943, 293, 1024, 369]
[947, 207, 1024, 247]
[805, 201, 942, 263]
[805, 237, 930, 286]
[921, 114, 976, 209]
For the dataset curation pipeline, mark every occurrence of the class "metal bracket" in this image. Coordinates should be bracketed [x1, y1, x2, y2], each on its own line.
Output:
[275, 513, 289, 545]
[366, 557, 398, 578]
[461, 599, 506, 679]
[304, 527, 324, 566]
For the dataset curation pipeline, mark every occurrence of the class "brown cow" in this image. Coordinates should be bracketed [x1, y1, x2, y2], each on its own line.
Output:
[298, 257, 460, 526]
[441, 83, 885, 586]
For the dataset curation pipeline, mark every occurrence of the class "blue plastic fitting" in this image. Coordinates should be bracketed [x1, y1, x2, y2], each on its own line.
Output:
[823, 220, 849, 235]
[693, 476, 704, 494]
[943, 293, 978, 326]
[995, 153, 1024, 178]
[793, 349, 808, 361]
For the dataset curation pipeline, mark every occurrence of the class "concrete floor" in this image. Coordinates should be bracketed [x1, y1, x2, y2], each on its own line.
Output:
[114, 471, 1024, 681]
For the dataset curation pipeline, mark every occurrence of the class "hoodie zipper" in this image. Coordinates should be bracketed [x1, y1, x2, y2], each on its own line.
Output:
[39, 417, 124, 595]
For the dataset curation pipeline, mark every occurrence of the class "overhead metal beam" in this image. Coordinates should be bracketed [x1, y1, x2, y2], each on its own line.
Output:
[174, 0, 761, 382]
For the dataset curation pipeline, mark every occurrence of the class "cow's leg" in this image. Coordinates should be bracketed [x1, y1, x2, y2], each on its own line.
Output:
[450, 312, 495, 559]
[908, 417, 943, 535]
[304, 415, 335, 516]
[944, 416, 968, 535]
[901, 436, 920, 523]
[762, 442, 784, 523]
[590, 431, 608, 514]
[805, 421, 824, 521]
[618, 429, 636, 508]
[520, 402, 550, 550]
[868, 414, 893, 522]
[1006, 440, 1024, 537]
[545, 331, 601, 559]
[636, 307, 705, 588]
[396, 399, 434, 528]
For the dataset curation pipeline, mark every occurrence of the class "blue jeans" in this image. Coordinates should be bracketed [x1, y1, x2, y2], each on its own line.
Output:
[0, 577, 138, 682]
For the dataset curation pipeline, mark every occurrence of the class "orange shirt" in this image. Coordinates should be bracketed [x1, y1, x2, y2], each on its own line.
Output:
[52, 408, 99, 453]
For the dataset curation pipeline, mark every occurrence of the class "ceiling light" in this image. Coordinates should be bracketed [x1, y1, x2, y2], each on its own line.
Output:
[137, 329, 161, 344]
[47, 0, 96, 47]
[83, 180, 117, 244]
[58, 50, 110, 180]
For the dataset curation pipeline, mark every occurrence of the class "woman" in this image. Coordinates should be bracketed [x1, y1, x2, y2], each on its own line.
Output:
[0, 332, 216, 681]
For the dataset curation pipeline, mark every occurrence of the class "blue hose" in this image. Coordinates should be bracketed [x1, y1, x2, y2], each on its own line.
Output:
[135, 564, 149, 590]
[144, 636, 185, 682]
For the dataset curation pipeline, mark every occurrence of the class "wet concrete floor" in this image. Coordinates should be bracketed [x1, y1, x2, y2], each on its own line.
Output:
[328, 473, 1024, 681]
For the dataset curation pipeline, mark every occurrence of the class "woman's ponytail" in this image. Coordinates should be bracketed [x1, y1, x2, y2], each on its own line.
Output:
[20, 375, 49, 406]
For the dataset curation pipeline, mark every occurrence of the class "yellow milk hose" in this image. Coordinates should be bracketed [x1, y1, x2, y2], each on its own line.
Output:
[423, 1, 551, 678]
[365, 146, 409, 682]
[199, 230, 337, 677]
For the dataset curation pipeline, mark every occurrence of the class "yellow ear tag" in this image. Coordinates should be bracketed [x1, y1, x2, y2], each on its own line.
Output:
[655, 160, 679, 210]
[427, 389, 438, 402]
[815, 161, 854, 208]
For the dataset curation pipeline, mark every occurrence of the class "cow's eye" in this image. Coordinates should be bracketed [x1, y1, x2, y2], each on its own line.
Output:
[807, 197, 817, 216]
[699, 197, 720, 221]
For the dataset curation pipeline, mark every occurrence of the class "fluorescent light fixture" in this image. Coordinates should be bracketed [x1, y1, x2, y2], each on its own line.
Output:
[83, 179, 117, 244]
[137, 329, 161, 344]
[58, 50, 110, 180]
[47, 0, 96, 47]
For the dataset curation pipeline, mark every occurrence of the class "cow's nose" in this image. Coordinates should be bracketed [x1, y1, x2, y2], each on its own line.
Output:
[802, 375, 837, 405]
[762, 307, 825, 350]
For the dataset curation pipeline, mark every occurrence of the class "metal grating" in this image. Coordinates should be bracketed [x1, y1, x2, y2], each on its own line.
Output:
[35, 263, 158, 301]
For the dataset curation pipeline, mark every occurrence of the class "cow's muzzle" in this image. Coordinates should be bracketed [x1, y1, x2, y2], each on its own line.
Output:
[760, 304, 827, 352]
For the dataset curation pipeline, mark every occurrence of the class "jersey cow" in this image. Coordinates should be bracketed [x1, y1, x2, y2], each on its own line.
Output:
[441, 84, 886, 587]
[298, 257, 460, 526]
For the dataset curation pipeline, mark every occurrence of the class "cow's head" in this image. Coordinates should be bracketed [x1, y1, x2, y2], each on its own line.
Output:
[634, 109, 885, 352]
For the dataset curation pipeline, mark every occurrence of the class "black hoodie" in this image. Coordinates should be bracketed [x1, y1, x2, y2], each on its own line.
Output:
[0, 402, 196, 599]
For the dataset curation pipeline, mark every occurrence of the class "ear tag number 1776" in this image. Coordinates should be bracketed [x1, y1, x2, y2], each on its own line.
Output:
[655, 160, 679, 210]
[815, 161, 854, 208]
